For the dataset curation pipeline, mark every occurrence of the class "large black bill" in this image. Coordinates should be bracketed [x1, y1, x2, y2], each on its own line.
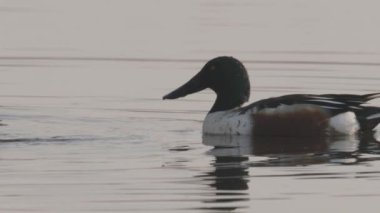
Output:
[163, 74, 207, 100]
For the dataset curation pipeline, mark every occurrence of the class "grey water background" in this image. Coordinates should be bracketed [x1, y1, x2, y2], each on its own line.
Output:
[1, 0, 380, 212]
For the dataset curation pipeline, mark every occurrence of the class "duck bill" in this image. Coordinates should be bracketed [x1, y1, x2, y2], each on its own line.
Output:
[163, 74, 207, 100]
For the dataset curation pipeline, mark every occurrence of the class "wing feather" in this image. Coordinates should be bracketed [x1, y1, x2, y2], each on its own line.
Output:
[240, 93, 380, 131]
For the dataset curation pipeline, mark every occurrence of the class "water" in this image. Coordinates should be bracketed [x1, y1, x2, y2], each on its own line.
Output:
[1, 0, 380, 212]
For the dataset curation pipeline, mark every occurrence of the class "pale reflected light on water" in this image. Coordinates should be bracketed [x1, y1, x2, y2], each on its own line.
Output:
[1, 0, 380, 212]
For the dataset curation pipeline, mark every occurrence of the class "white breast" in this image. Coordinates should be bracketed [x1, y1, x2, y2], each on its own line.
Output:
[202, 110, 253, 135]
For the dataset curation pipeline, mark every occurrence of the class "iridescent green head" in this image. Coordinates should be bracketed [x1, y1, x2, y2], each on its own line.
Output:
[163, 56, 250, 113]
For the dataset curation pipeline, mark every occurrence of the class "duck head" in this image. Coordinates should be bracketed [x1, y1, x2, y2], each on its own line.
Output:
[163, 56, 250, 113]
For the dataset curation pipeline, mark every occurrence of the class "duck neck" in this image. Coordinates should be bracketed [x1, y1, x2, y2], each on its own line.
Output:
[209, 94, 242, 113]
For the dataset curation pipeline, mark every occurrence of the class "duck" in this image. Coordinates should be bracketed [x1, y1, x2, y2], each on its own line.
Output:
[163, 56, 380, 137]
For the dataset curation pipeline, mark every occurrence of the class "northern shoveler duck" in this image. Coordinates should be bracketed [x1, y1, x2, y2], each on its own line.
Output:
[163, 56, 380, 136]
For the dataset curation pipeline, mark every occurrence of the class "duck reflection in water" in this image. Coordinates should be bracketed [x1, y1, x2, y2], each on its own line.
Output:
[198, 132, 380, 210]
[204, 131, 380, 166]
[197, 143, 250, 211]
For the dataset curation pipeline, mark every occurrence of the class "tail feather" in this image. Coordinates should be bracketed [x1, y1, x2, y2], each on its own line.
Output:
[321, 92, 380, 106]
[362, 93, 380, 102]
[364, 118, 380, 131]
[356, 106, 380, 131]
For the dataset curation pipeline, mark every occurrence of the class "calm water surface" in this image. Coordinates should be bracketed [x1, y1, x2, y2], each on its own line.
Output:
[1, 0, 380, 212]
